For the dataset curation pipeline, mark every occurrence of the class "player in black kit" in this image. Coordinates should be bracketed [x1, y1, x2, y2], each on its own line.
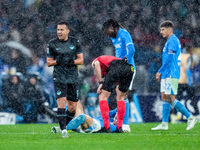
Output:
[46, 21, 84, 138]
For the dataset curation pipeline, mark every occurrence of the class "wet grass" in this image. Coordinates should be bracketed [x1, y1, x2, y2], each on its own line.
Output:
[0, 123, 199, 150]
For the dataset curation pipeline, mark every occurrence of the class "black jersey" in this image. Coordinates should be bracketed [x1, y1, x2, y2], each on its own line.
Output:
[46, 36, 82, 83]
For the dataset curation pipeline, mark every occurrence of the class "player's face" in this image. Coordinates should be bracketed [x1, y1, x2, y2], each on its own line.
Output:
[57, 25, 69, 41]
[160, 27, 170, 38]
[104, 27, 117, 38]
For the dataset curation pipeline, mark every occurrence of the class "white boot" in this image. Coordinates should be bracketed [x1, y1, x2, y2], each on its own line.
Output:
[186, 116, 197, 130]
[61, 129, 69, 138]
[151, 122, 168, 130]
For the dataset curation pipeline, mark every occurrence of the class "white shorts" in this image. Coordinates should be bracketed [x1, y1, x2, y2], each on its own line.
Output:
[160, 78, 179, 95]
[129, 70, 136, 90]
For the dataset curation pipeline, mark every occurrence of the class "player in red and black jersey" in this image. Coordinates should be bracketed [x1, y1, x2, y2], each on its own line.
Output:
[92, 55, 134, 132]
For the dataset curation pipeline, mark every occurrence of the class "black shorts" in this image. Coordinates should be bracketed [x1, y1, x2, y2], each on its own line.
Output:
[102, 60, 134, 93]
[54, 82, 79, 102]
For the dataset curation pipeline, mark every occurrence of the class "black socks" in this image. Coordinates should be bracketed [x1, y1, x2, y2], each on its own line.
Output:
[57, 108, 66, 130]
[66, 110, 75, 125]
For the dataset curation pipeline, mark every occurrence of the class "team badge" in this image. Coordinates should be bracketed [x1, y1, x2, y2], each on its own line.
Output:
[70, 45, 75, 50]
[57, 90, 62, 95]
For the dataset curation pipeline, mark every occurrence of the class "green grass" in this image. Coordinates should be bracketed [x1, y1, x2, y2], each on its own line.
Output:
[0, 123, 199, 150]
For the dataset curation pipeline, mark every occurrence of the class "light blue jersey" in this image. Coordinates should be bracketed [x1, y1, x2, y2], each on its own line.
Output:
[159, 34, 181, 79]
[110, 27, 136, 70]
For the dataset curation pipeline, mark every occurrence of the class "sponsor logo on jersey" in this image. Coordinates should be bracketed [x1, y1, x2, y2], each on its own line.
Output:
[114, 43, 121, 49]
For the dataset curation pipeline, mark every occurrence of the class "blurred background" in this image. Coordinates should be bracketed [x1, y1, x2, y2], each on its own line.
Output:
[0, 0, 200, 124]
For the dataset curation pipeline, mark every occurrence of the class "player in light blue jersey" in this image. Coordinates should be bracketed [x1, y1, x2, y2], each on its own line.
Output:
[102, 19, 136, 73]
[151, 20, 197, 131]
[101, 19, 136, 131]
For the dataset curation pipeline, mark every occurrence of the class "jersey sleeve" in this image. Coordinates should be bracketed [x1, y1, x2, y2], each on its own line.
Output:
[122, 31, 135, 65]
[122, 31, 133, 46]
[168, 38, 178, 53]
[75, 40, 82, 54]
[46, 42, 54, 58]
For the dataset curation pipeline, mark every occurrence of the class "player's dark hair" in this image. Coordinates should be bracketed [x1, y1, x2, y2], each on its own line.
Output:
[57, 21, 69, 29]
[102, 19, 123, 31]
[160, 20, 174, 28]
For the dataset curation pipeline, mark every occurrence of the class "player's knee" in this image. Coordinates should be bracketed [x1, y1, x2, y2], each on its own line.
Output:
[81, 122, 89, 130]
[99, 94, 108, 101]
[67, 105, 76, 113]
[57, 97, 67, 108]
[166, 95, 175, 104]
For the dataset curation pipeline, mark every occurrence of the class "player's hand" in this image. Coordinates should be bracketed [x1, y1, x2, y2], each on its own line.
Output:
[123, 56, 128, 62]
[65, 59, 74, 67]
[56, 55, 63, 65]
[56, 54, 74, 67]
[155, 72, 161, 81]
[97, 84, 103, 94]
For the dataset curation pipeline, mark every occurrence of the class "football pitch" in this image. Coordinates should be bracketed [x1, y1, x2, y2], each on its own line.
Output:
[0, 123, 199, 150]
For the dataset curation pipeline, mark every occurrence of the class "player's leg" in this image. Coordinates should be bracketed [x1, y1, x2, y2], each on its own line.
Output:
[151, 79, 170, 130]
[114, 68, 132, 132]
[60, 84, 78, 137]
[123, 69, 136, 132]
[167, 78, 197, 130]
[98, 89, 112, 132]
[122, 98, 131, 132]
[67, 113, 86, 130]
[98, 68, 117, 132]
[51, 100, 83, 133]
[54, 82, 69, 137]
[115, 86, 126, 132]
[65, 84, 79, 125]
[75, 100, 84, 117]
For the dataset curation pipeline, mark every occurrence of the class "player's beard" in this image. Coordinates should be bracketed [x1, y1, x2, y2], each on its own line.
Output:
[110, 32, 117, 38]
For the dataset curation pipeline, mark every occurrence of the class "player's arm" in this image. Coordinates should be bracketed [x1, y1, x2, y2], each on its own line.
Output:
[158, 50, 174, 74]
[92, 60, 103, 94]
[126, 43, 135, 65]
[46, 42, 58, 67]
[123, 31, 135, 65]
[74, 53, 84, 65]
[74, 40, 84, 65]
[46, 57, 58, 67]
[92, 60, 103, 82]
